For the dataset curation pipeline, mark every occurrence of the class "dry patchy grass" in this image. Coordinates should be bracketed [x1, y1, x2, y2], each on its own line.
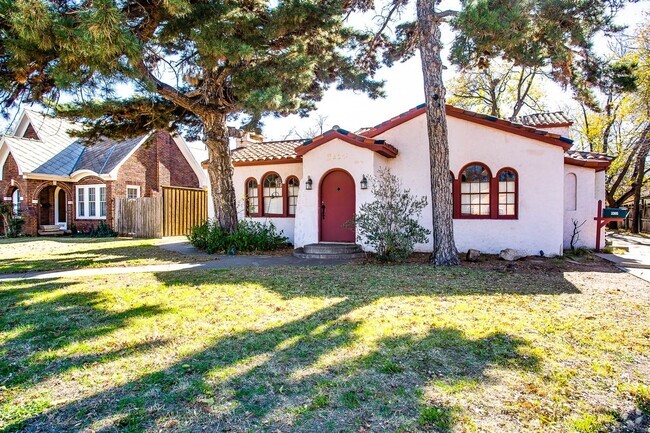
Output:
[0, 260, 648, 432]
[0, 237, 212, 274]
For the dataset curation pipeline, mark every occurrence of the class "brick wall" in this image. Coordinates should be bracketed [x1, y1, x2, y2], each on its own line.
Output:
[0, 154, 78, 235]
[114, 135, 158, 199]
[73, 176, 112, 233]
[156, 132, 200, 189]
[113, 131, 200, 199]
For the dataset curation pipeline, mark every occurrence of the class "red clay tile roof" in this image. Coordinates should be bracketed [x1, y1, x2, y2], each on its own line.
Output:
[513, 112, 573, 128]
[230, 140, 303, 166]
[564, 150, 614, 172]
[296, 127, 398, 158]
[362, 104, 573, 150]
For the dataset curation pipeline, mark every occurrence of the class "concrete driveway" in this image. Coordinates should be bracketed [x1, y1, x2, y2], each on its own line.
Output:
[597, 232, 650, 283]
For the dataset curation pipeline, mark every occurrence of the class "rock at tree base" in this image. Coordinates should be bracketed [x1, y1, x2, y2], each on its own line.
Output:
[466, 249, 481, 262]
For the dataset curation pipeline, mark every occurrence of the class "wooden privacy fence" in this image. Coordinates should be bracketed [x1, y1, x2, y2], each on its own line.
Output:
[163, 186, 208, 237]
[114, 196, 163, 238]
[623, 202, 650, 233]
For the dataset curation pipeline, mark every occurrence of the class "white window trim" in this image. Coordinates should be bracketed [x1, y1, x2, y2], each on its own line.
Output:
[126, 185, 141, 200]
[76, 184, 107, 220]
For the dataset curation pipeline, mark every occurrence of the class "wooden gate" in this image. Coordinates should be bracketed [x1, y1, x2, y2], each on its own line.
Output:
[163, 186, 208, 237]
[114, 196, 163, 238]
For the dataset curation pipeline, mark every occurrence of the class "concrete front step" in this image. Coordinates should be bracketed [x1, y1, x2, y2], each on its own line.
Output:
[38, 225, 66, 236]
[38, 229, 66, 236]
[294, 243, 366, 260]
[304, 243, 362, 255]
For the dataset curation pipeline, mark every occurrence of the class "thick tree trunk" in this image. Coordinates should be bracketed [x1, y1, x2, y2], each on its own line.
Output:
[204, 111, 238, 232]
[416, 0, 460, 266]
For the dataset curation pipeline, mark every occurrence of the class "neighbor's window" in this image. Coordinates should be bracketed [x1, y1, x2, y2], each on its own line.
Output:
[498, 169, 517, 217]
[99, 187, 107, 217]
[287, 177, 299, 216]
[126, 185, 140, 200]
[246, 179, 259, 216]
[460, 164, 491, 216]
[11, 188, 20, 215]
[76, 185, 106, 219]
[263, 173, 283, 215]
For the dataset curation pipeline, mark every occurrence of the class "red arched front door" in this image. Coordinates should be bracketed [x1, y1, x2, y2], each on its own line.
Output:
[320, 169, 356, 242]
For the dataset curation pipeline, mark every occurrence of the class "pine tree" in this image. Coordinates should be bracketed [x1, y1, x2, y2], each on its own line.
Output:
[0, 0, 383, 231]
[361, 0, 628, 265]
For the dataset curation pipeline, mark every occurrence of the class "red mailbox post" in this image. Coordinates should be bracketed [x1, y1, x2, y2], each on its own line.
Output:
[593, 199, 627, 252]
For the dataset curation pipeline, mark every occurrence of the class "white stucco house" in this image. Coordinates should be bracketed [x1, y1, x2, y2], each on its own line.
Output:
[207, 104, 613, 256]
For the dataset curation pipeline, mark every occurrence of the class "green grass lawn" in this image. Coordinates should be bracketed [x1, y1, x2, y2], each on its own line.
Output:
[0, 262, 648, 432]
[0, 237, 210, 274]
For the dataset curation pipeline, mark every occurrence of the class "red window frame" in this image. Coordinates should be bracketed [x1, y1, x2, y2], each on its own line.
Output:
[286, 176, 300, 217]
[452, 164, 519, 220]
[261, 172, 286, 217]
[457, 162, 493, 219]
[245, 177, 260, 217]
[496, 167, 518, 220]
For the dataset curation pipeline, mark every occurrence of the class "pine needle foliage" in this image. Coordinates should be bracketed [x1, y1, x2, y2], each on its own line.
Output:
[0, 0, 384, 231]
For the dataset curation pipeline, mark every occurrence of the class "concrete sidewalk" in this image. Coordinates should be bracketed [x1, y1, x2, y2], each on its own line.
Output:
[0, 239, 354, 281]
[597, 232, 650, 283]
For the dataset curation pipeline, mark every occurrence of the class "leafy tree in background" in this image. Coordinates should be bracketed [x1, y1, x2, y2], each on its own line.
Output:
[0, 0, 383, 231]
[445, 60, 549, 119]
[360, 0, 629, 265]
[571, 18, 649, 233]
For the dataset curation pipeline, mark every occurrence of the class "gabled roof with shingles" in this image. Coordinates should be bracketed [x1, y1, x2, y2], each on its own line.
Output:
[73, 135, 148, 174]
[4, 110, 85, 176]
[513, 112, 573, 128]
[1, 110, 149, 178]
[230, 140, 302, 165]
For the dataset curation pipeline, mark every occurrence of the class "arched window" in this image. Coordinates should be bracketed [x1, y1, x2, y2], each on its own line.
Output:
[497, 169, 517, 218]
[10, 188, 20, 216]
[287, 177, 299, 216]
[262, 173, 283, 215]
[245, 178, 259, 216]
[460, 164, 491, 217]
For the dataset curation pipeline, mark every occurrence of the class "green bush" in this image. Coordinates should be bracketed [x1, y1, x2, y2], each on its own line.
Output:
[0, 202, 25, 238]
[188, 219, 289, 254]
[354, 168, 430, 262]
[76, 221, 118, 238]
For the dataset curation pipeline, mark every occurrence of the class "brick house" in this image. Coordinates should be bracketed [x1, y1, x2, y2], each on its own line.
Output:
[0, 110, 206, 236]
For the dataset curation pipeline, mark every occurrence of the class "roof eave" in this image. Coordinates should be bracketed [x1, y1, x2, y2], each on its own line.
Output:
[362, 104, 573, 151]
[564, 157, 612, 172]
[296, 130, 398, 158]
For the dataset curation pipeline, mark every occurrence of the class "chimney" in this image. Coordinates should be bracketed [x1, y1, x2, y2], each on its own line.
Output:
[228, 127, 264, 148]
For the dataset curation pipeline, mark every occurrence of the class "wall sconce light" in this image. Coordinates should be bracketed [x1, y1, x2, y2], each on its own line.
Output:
[305, 176, 313, 190]
[360, 175, 368, 190]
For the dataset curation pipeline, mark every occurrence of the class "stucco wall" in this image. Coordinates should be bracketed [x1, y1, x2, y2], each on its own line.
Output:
[230, 162, 303, 243]
[294, 139, 378, 248]
[228, 113, 602, 256]
[374, 115, 566, 256]
[563, 165, 603, 249]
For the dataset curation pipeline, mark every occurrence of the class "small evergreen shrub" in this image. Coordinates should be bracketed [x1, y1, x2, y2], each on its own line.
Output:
[354, 168, 430, 262]
[188, 219, 289, 254]
[76, 221, 118, 238]
[0, 201, 25, 238]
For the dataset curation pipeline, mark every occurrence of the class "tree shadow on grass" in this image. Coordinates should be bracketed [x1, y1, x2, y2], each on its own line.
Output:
[4, 267, 546, 432]
[0, 278, 168, 392]
[0, 241, 210, 275]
